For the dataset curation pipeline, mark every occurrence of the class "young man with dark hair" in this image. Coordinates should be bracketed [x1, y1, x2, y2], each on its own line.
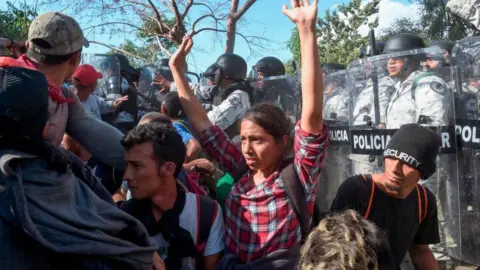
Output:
[121, 123, 224, 270]
[12, 12, 125, 170]
[0, 59, 157, 270]
[162, 91, 202, 162]
[331, 123, 442, 270]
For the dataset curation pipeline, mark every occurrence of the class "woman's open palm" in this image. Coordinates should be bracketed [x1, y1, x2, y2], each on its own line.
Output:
[282, 0, 319, 26]
[169, 35, 193, 71]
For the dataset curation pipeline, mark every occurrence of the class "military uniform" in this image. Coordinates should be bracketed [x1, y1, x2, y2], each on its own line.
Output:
[352, 76, 396, 126]
[386, 71, 451, 129]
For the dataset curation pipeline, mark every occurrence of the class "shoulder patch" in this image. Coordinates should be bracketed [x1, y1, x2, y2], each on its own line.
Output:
[430, 81, 446, 95]
[228, 93, 241, 106]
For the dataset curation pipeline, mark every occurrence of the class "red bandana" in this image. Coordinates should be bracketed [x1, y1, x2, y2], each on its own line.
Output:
[14, 55, 75, 104]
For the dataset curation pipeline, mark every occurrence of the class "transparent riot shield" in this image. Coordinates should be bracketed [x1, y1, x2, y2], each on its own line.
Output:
[81, 53, 121, 98]
[316, 70, 351, 222]
[348, 48, 460, 266]
[250, 74, 301, 123]
[346, 57, 388, 177]
[136, 65, 162, 122]
[450, 37, 480, 266]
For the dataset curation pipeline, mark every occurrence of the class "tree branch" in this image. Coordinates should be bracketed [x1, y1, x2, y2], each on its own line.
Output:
[229, 0, 239, 15]
[89, 40, 149, 61]
[191, 14, 220, 32]
[155, 36, 173, 57]
[83, 21, 144, 32]
[169, 0, 182, 24]
[181, 0, 193, 20]
[233, 0, 257, 20]
[146, 0, 167, 33]
[191, 2, 214, 14]
[124, 0, 150, 10]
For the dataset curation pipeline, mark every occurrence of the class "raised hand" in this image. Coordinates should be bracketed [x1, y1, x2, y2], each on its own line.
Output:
[169, 35, 193, 72]
[152, 74, 171, 93]
[282, 0, 319, 27]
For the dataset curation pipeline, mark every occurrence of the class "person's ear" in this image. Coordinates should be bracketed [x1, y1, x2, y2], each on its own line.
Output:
[69, 51, 82, 67]
[159, 161, 176, 178]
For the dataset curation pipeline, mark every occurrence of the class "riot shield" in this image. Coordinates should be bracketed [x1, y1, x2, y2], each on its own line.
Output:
[348, 48, 460, 265]
[81, 53, 122, 98]
[250, 74, 301, 123]
[450, 36, 480, 266]
[346, 57, 389, 176]
[316, 70, 351, 222]
[136, 65, 162, 121]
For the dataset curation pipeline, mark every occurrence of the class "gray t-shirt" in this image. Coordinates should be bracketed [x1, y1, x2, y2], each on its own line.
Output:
[45, 87, 126, 169]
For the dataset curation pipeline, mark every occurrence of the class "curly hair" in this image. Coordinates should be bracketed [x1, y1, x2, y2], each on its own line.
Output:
[121, 122, 185, 178]
[298, 210, 380, 270]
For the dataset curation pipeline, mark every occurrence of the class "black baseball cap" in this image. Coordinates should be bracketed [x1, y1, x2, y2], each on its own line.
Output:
[0, 57, 49, 139]
[162, 91, 185, 119]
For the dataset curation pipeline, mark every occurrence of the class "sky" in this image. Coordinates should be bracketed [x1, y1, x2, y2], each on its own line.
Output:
[2, 0, 422, 74]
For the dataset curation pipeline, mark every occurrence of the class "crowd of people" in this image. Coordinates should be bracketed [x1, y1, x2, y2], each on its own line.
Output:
[0, 0, 479, 269]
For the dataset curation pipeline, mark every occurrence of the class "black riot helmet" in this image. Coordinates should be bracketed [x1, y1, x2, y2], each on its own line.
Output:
[214, 53, 247, 81]
[321, 63, 345, 75]
[382, 33, 425, 54]
[383, 33, 426, 78]
[359, 42, 385, 58]
[253, 57, 286, 77]
[202, 64, 217, 78]
[428, 40, 455, 54]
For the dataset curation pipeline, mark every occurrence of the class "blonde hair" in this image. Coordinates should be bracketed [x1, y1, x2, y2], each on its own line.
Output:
[299, 210, 380, 270]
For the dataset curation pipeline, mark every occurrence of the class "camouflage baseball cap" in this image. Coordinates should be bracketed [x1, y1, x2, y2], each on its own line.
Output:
[28, 12, 89, 56]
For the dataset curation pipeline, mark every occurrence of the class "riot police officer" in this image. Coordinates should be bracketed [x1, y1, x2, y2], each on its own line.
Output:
[97, 56, 133, 131]
[207, 53, 252, 139]
[252, 56, 286, 79]
[349, 46, 396, 175]
[322, 63, 349, 123]
[384, 33, 451, 128]
[250, 56, 297, 118]
[110, 53, 139, 133]
[424, 40, 455, 70]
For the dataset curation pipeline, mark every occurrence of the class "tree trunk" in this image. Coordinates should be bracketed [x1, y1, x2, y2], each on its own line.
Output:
[225, 15, 237, 53]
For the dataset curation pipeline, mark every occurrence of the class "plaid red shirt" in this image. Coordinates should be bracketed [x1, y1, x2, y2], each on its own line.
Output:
[199, 121, 328, 263]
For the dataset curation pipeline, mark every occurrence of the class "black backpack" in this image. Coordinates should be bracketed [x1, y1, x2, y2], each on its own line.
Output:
[279, 159, 322, 241]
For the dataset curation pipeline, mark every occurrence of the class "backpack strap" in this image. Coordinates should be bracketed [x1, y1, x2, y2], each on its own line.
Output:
[195, 194, 218, 270]
[280, 160, 310, 241]
[416, 184, 429, 224]
[361, 174, 375, 220]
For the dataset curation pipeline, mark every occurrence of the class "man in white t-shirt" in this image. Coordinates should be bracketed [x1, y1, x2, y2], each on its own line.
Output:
[120, 122, 224, 270]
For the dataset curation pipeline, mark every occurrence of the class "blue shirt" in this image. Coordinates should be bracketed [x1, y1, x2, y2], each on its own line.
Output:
[172, 119, 196, 146]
